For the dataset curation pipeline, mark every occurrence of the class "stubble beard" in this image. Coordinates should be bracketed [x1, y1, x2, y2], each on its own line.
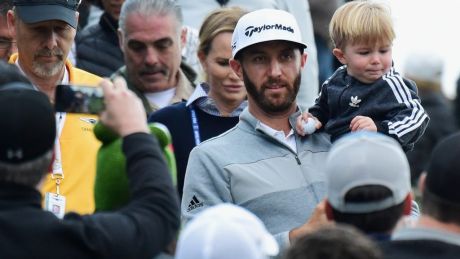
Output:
[242, 68, 301, 114]
[32, 48, 64, 78]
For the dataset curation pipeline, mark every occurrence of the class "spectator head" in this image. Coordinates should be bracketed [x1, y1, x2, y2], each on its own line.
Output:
[7, 0, 80, 78]
[197, 7, 246, 115]
[100, 0, 125, 21]
[118, 0, 183, 93]
[285, 224, 382, 259]
[329, 1, 395, 50]
[0, 0, 16, 60]
[404, 51, 444, 92]
[421, 132, 460, 226]
[325, 132, 412, 234]
[229, 9, 307, 115]
[0, 62, 55, 187]
[175, 203, 279, 259]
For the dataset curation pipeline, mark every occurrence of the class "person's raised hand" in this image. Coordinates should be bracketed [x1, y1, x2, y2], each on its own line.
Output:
[99, 77, 149, 137]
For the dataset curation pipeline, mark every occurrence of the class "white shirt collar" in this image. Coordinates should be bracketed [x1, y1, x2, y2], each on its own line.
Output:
[258, 122, 297, 152]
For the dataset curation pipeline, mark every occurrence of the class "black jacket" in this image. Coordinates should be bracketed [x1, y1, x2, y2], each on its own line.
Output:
[76, 12, 124, 77]
[310, 66, 429, 151]
[380, 239, 460, 259]
[0, 133, 180, 258]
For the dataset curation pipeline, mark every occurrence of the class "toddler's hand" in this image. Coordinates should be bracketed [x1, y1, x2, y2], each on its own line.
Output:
[350, 116, 377, 132]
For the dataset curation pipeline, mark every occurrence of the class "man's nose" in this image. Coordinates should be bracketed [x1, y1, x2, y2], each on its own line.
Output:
[44, 30, 58, 50]
[268, 59, 282, 78]
[144, 46, 159, 65]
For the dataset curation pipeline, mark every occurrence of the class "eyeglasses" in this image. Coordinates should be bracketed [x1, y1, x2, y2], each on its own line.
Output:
[0, 39, 15, 50]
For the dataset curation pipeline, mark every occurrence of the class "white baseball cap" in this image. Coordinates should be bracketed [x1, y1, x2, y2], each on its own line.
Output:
[175, 204, 279, 259]
[326, 132, 411, 213]
[231, 9, 307, 58]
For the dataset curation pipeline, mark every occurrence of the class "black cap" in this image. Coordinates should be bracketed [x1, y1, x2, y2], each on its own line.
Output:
[425, 132, 460, 204]
[13, 0, 80, 29]
[0, 83, 56, 164]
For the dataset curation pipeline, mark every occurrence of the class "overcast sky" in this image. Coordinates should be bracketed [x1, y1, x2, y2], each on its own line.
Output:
[386, 0, 460, 99]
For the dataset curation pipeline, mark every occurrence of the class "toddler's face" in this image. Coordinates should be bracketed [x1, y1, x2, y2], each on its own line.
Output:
[335, 41, 392, 84]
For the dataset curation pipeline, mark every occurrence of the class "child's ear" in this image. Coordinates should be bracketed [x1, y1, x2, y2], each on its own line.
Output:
[332, 48, 347, 65]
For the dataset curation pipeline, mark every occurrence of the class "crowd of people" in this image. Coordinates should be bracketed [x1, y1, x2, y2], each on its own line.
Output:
[0, 0, 459, 258]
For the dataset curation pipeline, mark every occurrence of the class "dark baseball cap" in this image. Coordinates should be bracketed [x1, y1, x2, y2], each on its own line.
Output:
[0, 82, 56, 164]
[425, 132, 460, 205]
[13, 0, 80, 29]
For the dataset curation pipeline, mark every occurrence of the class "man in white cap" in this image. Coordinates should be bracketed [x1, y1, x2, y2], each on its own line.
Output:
[182, 8, 331, 254]
[323, 132, 414, 241]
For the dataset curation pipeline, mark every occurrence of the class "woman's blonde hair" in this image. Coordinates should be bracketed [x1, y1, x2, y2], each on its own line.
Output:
[198, 7, 247, 56]
[329, 1, 395, 49]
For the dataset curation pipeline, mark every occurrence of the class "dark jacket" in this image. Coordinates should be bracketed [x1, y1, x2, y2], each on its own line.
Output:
[76, 12, 124, 77]
[310, 66, 429, 151]
[406, 89, 458, 183]
[0, 133, 180, 259]
[380, 239, 460, 259]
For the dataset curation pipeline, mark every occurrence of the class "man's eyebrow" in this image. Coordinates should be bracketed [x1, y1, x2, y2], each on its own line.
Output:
[154, 37, 173, 45]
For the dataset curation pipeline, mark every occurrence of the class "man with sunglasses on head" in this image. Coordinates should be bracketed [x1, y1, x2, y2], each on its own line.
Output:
[7, 0, 103, 215]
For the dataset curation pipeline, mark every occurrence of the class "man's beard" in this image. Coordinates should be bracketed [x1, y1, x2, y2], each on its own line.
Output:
[32, 48, 64, 77]
[243, 68, 301, 114]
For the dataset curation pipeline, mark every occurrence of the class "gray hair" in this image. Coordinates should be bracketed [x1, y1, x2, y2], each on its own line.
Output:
[0, 150, 53, 187]
[119, 0, 183, 34]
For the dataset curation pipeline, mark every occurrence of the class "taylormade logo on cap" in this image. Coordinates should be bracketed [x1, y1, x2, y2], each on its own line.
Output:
[244, 24, 294, 37]
[231, 9, 307, 58]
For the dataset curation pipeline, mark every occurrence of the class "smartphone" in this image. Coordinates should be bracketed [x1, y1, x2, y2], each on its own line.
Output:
[55, 84, 104, 114]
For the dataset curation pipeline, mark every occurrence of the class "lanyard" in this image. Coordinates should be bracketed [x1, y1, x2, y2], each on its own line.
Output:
[51, 112, 66, 194]
[189, 106, 201, 146]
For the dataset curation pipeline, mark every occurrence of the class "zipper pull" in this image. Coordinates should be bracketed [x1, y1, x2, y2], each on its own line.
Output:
[295, 155, 301, 165]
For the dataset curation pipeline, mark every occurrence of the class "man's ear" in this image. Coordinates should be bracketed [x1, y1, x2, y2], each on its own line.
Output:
[117, 29, 124, 52]
[332, 48, 346, 65]
[229, 58, 243, 80]
[325, 200, 334, 221]
[7, 10, 16, 39]
[403, 193, 413, 216]
[300, 52, 308, 69]
[180, 26, 187, 51]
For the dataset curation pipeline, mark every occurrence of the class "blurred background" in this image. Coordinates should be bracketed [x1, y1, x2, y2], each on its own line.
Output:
[387, 0, 460, 99]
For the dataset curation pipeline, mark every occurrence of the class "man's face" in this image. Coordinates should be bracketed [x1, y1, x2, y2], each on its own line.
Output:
[0, 16, 17, 60]
[8, 12, 76, 78]
[119, 13, 182, 93]
[231, 41, 306, 115]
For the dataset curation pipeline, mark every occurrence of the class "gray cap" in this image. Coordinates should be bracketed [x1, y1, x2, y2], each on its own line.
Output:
[13, 0, 80, 29]
[326, 132, 411, 213]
